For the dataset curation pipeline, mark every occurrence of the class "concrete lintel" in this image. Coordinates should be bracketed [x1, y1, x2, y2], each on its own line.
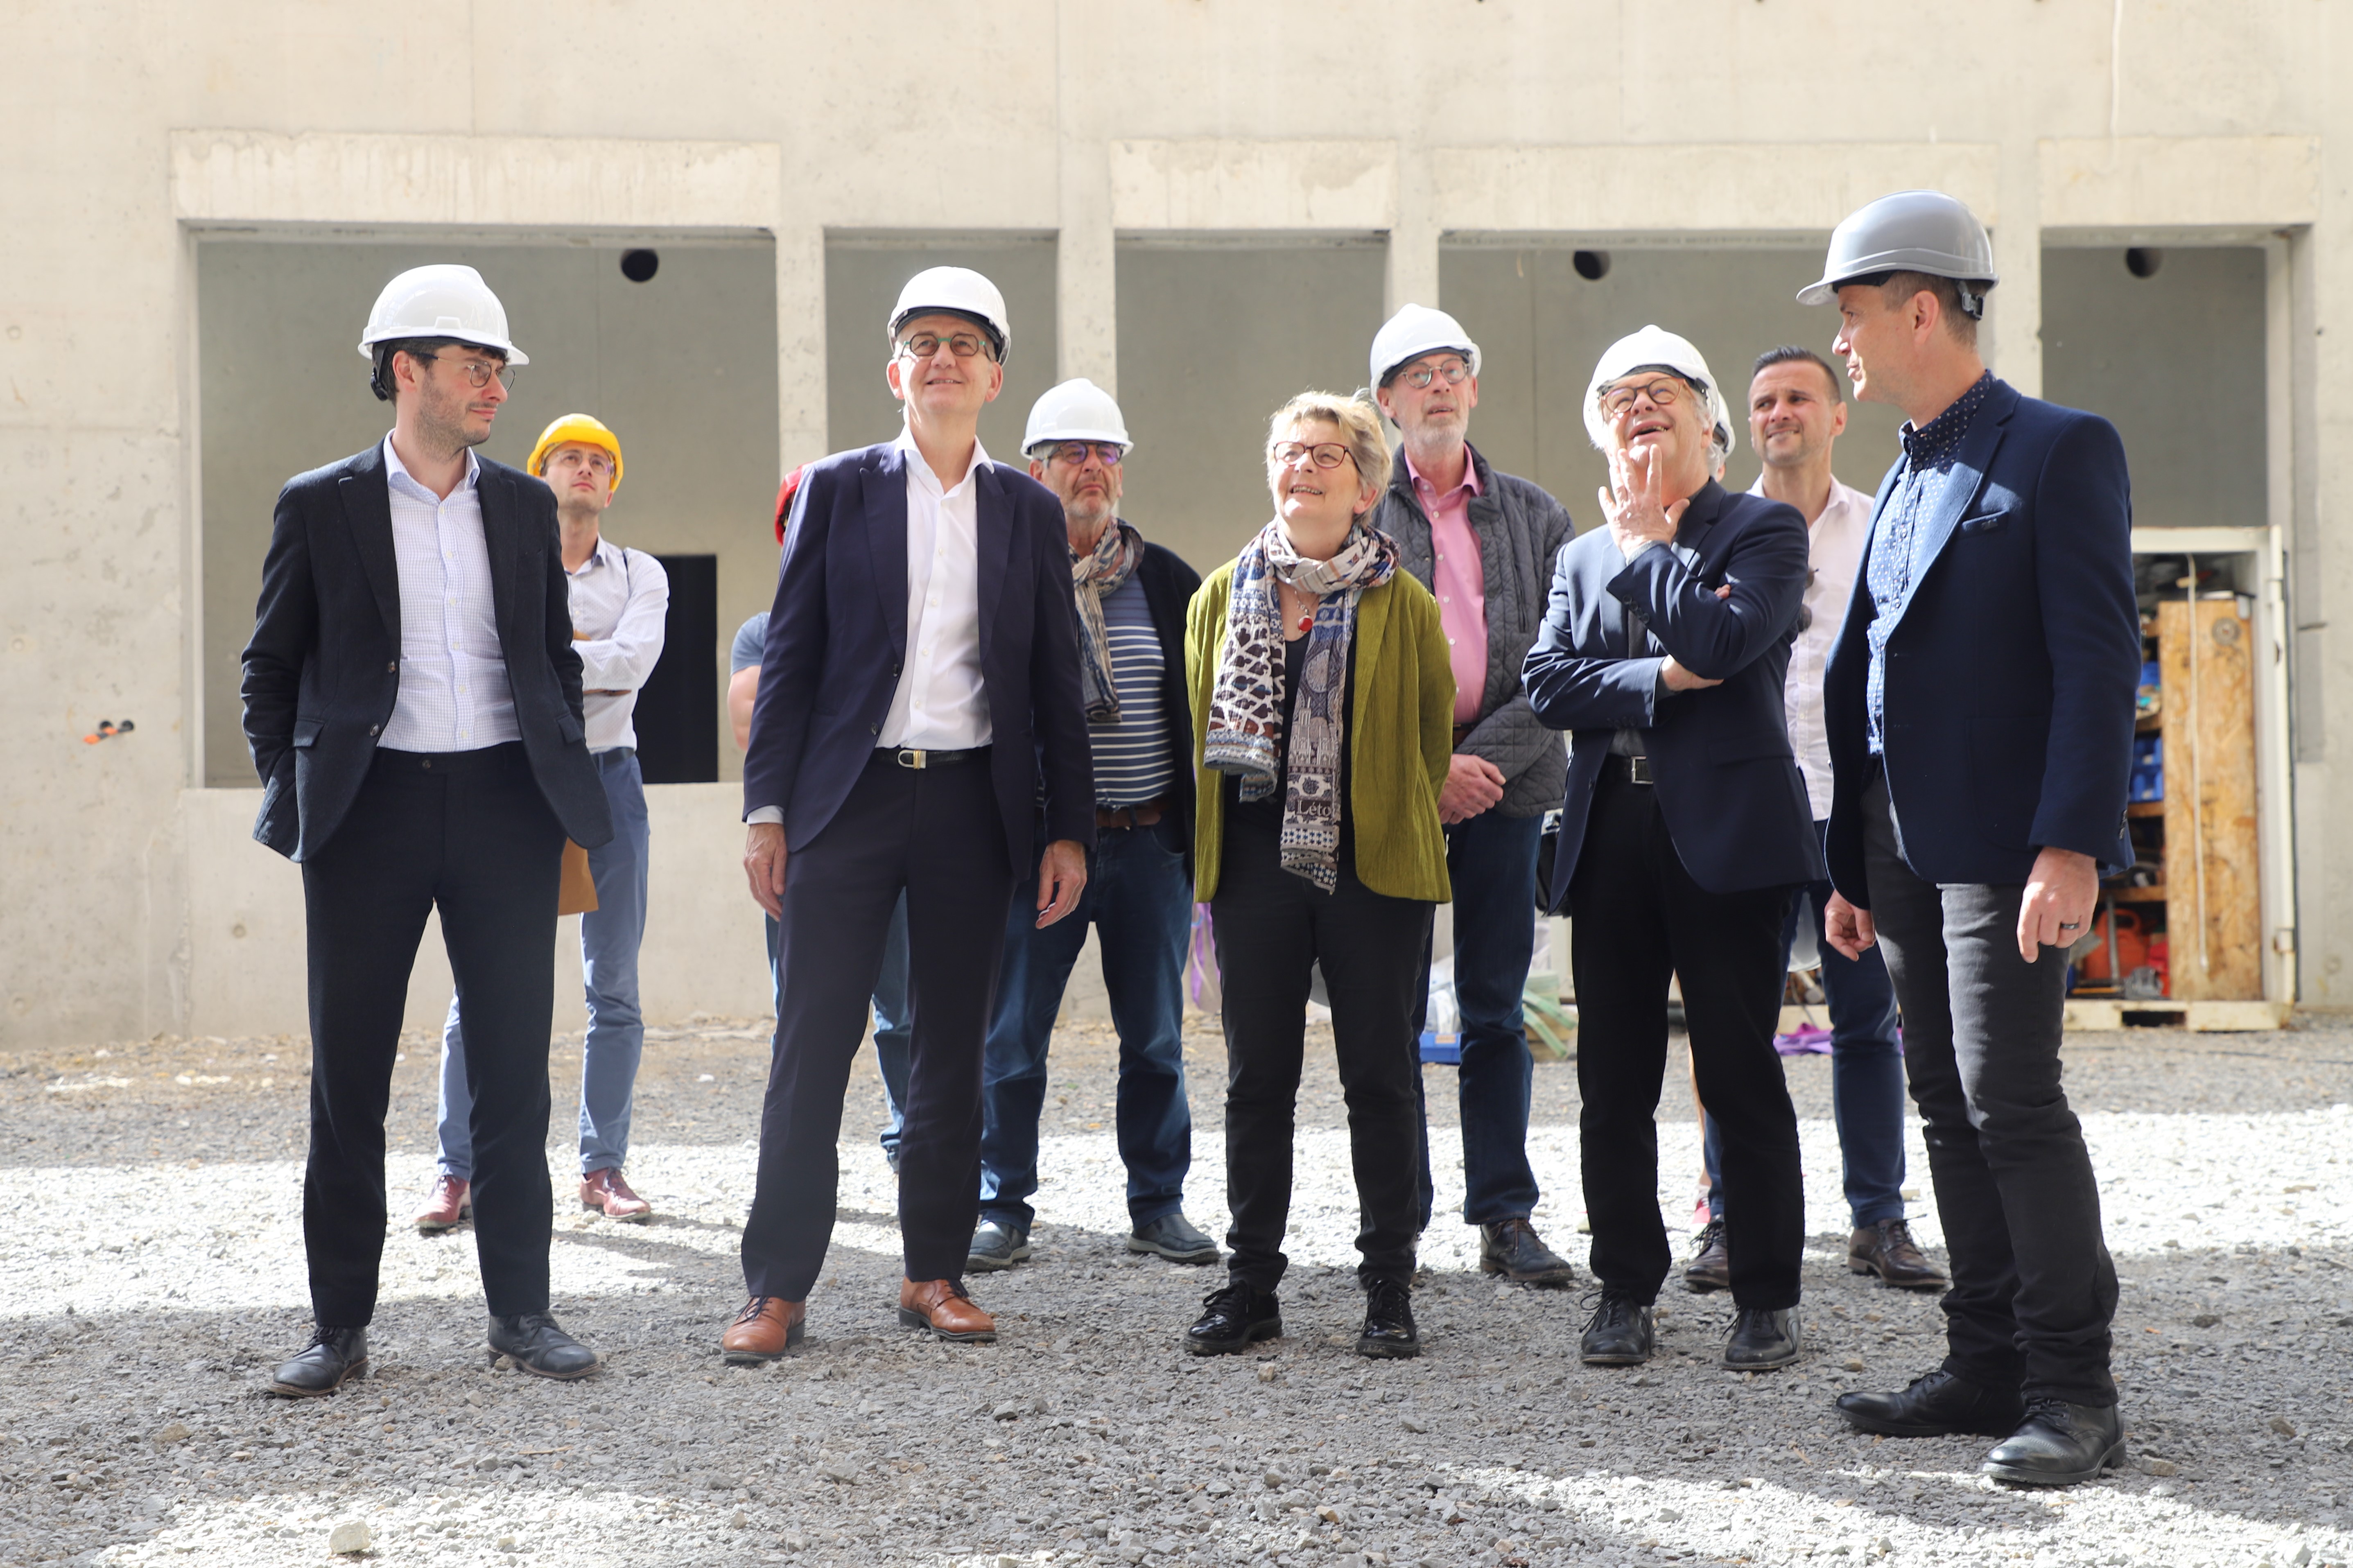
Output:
[2039, 137, 2320, 232]
[170, 131, 783, 232]
[1110, 139, 1397, 233]
[1430, 143, 2001, 236]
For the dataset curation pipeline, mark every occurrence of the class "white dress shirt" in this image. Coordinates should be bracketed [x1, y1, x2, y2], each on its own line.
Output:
[565, 535, 670, 754]
[378, 436, 519, 752]
[1753, 475, 1875, 821]
[878, 427, 993, 750]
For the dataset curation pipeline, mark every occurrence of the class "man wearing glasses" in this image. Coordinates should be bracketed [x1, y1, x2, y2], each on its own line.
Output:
[1367, 305, 1578, 1287]
[965, 379, 1215, 1276]
[1522, 326, 1820, 1374]
[727, 268, 1094, 1360]
[243, 265, 614, 1394]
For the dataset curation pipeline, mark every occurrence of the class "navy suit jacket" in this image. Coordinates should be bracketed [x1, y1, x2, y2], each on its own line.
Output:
[1523, 480, 1826, 907]
[742, 440, 1096, 877]
[240, 443, 612, 861]
[1822, 377, 2138, 901]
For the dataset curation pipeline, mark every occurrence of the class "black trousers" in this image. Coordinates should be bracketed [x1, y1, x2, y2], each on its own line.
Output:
[1568, 768, 1804, 1308]
[741, 751, 1015, 1300]
[1210, 812, 1430, 1292]
[300, 744, 565, 1325]
[1860, 774, 2118, 1406]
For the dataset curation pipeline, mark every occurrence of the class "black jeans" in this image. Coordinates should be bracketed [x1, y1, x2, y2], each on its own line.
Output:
[1861, 774, 2118, 1406]
[1568, 768, 1804, 1309]
[740, 751, 1014, 1301]
[1211, 813, 1430, 1292]
[299, 744, 565, 1325]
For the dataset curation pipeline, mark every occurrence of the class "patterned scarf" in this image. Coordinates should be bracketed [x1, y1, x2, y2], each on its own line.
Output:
[1072, 519, 1147, 723]
[1203, 518, 1398, 892]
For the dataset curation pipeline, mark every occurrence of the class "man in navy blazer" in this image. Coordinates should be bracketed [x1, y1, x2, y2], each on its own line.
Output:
[1806, 192, 2138, 1487]
[242, 265, 613, 1396]
[724, 269, 1095, 1361]
[1523, 326, 1824, 1375]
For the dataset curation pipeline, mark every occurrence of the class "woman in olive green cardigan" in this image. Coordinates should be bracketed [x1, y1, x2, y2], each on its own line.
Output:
[1181, 391, 1454, 1363]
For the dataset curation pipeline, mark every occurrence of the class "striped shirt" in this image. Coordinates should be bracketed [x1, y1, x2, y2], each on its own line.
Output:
[1089, 575, 1175, 807]
[377, 436, 518, 752]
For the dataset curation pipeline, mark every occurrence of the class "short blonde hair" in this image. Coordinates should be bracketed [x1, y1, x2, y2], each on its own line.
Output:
[1266, 391, 1390, 509]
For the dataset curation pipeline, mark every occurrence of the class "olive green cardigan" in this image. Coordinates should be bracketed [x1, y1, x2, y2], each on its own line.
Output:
[1185, 560, 1455, 904]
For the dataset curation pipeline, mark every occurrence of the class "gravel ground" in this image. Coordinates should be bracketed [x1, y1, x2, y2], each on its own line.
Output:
[2, 1014, 2350, 1568]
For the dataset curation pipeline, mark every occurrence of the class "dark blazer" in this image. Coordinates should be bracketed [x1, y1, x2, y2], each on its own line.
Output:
[1129, 538, 1205, 880]
[1822, 377, 2138, 901]
[743, 440, 1096, 877]
[240, 443, 612, 861]
[1523, 479, 1826, 907]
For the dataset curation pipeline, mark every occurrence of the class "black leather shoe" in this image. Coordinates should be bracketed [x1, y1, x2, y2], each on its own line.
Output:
[1684, 1219, 1730, 1293]
[966, 1218, 1031, 1273]
[1835, 1367, 2028, 1437]
[1184, 1282, 1282, 1356]
[1578, 1290, 1654, 1366]
[1355, 1278, 1420, 1359]
[268, 1325, 368, 1398]
[1723, 1306, 1802, 1369]
[1129, 1213, 1222, 1265]
[488, 1313, 599, 1380]
[1478, 1218, 1575, 1286]
[1982, 1398, 2127, 1487]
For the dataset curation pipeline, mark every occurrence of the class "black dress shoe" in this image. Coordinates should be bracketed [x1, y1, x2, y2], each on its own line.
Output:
[1578, 1289, 1654, 1366]
[268, 1325, 368, 1398]
[1356, 1278, 1420, 1359]
[1835, 1367, 2028, 1437]
[1982, 1398, 2127, 1487]
[1723, 1306, 1802, 1370]
[488, 1313, 599, 1380]
[1478, 1218, 1575, 1286]
[1684, 1219, 1730, 1294]
[1184, 1282, 1282, 1356]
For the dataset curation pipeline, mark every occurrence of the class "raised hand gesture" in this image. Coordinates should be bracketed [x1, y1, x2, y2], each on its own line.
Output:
[1597, 444, 1689, 562]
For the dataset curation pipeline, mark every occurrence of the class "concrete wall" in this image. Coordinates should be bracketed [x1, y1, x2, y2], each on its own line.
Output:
[3, 0, 2348, 1043]
[197, 237, 779, 788]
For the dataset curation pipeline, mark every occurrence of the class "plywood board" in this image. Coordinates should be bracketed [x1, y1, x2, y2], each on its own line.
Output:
[2159, 599, 2263, 1000]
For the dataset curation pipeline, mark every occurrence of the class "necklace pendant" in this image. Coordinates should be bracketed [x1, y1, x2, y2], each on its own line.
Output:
[1296, 612, 1313, 634]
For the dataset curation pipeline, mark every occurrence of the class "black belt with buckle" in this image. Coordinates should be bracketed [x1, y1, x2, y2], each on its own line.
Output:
[886, 745, 989, 769]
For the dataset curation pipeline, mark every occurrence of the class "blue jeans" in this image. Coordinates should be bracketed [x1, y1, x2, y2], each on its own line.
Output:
[1703, 818, 1906, 1229]
[767, 891, 910, 1161]
[438, 748, 649, 1179]
[1414, 809, 1545, 1228]
[979, 818, 1194, 1231]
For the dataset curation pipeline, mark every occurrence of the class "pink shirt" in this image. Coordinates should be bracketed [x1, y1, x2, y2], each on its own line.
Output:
[1408, 450, 1488, 726]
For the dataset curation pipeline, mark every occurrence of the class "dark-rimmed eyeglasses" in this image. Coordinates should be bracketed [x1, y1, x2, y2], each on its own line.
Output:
[896, 330, 992, 362]
[1270, 441, 1358, 471]
[1040, 441, 1125, 467]
[1395, 358, 1471, 390]
[416, 352, 517, 390]
[1597, 377, 1688, 417]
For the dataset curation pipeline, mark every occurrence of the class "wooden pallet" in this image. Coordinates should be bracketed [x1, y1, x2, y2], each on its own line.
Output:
[2062, 998, 2289, 1031]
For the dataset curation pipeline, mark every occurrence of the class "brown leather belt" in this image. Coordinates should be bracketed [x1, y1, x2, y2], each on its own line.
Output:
[1096, 796, 1168, 830]
[1452, 723, 1475, 747]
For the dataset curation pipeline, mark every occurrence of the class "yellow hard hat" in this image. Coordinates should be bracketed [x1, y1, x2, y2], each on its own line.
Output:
[527, 413, 624, 493]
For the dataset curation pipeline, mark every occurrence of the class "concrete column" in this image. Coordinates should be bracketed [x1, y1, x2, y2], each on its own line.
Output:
[1988, 139, 2043, 397]
[775, 218, 829, 468]
[1386, 144, 1439, 317]
[1057, 137, 1117, 393]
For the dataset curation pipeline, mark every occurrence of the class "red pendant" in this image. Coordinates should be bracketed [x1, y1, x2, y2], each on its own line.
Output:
[1297, 613, 1313, 634]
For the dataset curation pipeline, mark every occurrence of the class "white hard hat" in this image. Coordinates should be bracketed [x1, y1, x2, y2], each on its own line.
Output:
[1797, 190, 1998, 318]
[356, 264, 529, 364]
[1023, 378, 1130, 455]
[1370, 303, 1481, 389]
[1583, 325, 1735, 456]
[886, 266, 1012, 363]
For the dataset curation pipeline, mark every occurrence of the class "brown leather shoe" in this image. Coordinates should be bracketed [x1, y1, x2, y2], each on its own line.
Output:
[414, 1175, 470, 1234]
[1849, 1218, 1948, 1290]
[580, 1168, 652, 1222]
[721, 1297, 805, 1363]
[897, 1278, 997, 1343]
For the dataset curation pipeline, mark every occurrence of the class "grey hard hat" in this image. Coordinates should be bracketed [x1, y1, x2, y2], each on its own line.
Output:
[1797, 190, 1998, 317]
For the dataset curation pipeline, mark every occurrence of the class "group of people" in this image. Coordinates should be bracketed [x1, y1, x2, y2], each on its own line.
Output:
[241, 188, 2141, 1491]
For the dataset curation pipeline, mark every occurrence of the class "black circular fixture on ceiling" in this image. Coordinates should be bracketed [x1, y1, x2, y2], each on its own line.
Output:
[1572, 250, 1611, 281]
[2125, 247, 2164, 279]
[620, 249, 660, 283]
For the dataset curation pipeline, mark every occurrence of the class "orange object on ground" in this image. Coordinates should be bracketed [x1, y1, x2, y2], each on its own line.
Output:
[2075, 907, 2149, 985]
